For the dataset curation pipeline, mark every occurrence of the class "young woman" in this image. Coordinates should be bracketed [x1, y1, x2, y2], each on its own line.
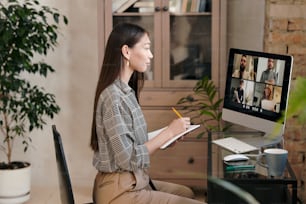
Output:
[90, 23, 204, 204]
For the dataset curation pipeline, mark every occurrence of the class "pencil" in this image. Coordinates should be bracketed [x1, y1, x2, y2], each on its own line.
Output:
[172, 107, 183, 118]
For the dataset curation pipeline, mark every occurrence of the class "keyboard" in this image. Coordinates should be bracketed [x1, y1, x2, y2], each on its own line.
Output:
[212, 137, 259, 154]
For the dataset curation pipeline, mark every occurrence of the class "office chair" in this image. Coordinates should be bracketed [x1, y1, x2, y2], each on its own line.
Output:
[207, 176, 260, 204]
[52, 125, 93, 204]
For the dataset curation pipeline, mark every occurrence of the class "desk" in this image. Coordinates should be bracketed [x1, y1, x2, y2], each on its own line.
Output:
[207, 132, 297, 204]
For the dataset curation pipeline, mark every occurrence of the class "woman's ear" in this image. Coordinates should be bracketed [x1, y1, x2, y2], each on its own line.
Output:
[121, 45, 130, 60]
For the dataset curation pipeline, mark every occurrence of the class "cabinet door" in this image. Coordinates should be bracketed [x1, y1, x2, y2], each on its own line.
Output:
[105, 0, 219, 89]
[164, 0, 213, 88]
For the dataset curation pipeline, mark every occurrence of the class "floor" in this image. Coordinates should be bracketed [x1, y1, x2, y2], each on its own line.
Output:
[26, 185, 92, 204]
[27, 186, 207, 203]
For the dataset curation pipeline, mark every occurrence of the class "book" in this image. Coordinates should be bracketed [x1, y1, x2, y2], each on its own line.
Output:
[169, 0, 182, 13]
[148, 124, 201, 149]
[133, 0, 154, 8]
[186, 0, 193, 12]
[112, 0, 128, 12]
[133, 0, 154, 13]
[116, 0, 138, 13]
[191, 0, 200, 12]
[138, 7, 155, 13]
[181, 0, 188, 12]
[198, 0, 207, 12]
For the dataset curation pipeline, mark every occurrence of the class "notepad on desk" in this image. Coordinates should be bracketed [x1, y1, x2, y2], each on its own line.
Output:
[148, 125, 200, 150]
[212, 137, 258, 154]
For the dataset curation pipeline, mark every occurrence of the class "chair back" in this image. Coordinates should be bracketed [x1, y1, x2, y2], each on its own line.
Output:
[52, 125, 75, 204]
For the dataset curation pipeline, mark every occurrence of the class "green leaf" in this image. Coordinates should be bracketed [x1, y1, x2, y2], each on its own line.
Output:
[53, 13, 59, 23]
[177, 76, 225, 133]
[0, 0, 68, 165]
[286, 77, 306, 123]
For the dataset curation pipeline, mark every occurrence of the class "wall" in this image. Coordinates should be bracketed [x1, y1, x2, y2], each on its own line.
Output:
[36, 0, 99, 186]
[4, 0, 99, 202]
[227, 0, 265, 51]
[265, 0, 306, 202]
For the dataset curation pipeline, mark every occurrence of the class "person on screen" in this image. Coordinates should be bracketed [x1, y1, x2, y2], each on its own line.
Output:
[260, 58, 278, 85]
[260, 85, 275, 111]
[232, 54, 250, 79]
[233, 79, 244, 103]
[90, 23, 204, 204]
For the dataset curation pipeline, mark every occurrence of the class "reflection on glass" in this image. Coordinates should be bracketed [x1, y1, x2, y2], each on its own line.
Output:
[169, 0, 212, 13]
[170, 16, 211, 80]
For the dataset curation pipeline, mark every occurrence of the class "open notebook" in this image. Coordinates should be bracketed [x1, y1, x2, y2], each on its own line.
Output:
[212, 137, 259, 154]
[148, 125, 200, 149]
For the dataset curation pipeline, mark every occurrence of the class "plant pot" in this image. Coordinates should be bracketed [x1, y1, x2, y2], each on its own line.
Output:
[0, 162, 31, 204]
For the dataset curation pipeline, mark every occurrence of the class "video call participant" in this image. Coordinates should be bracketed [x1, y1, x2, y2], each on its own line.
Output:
[233, 79, 245, 104]
[260, 85, 276, 111]
[232, 54, 250, 80]
[260, 58, 278, 85]
[90, 23, 205, 204]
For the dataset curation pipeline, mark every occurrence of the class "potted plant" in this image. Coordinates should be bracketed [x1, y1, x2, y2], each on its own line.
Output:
[177, 76, 231, 139]
[0, 0, 68, 202]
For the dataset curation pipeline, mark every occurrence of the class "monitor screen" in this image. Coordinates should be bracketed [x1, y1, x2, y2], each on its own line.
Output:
[222, 48, 293, 136]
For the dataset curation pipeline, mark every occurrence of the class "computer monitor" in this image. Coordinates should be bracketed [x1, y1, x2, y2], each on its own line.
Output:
[222, 48, 293, 138]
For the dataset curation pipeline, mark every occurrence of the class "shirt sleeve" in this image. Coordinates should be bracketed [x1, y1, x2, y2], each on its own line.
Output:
[103, 102, 150, 171]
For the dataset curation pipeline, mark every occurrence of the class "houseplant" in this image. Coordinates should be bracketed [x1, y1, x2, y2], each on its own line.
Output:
[270, 76, 306, 138]
[284, 76, 306, 123]
[177, 76, 231, 138]
[0, 0, 68, 202]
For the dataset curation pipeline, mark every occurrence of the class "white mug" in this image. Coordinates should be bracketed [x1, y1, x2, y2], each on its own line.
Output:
[257, 148, 288, 177]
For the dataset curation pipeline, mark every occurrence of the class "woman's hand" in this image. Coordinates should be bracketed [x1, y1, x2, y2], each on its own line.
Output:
[145, 117, 190, 154]
[167, 117, 190, 138]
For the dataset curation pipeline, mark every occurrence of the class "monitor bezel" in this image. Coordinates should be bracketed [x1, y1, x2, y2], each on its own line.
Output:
[222, 48, 293, 135]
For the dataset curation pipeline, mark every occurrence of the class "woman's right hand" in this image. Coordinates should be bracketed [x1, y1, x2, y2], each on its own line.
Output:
[167, 117, 190, 138]
[145, 117, 191, 153]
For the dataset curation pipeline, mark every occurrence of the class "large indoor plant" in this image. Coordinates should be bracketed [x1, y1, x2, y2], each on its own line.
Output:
[0, 0, 67, 202]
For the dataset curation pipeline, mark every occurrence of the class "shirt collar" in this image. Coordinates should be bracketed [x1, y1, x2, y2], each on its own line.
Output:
[114, 79, 133, 94]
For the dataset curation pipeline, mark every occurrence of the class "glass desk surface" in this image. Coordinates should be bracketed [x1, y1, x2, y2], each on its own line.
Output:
[207, 132, 298, 204]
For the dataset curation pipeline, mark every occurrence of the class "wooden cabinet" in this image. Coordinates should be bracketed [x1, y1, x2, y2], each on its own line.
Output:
[97, 0, 226, 188]
[141, 89, 209, 188]
[150, 139, 207, 187]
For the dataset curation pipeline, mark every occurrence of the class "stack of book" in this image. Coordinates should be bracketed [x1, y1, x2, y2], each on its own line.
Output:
[113, 0, 138, 13]
[133, 0, 154, 13]
[112, 0, 211, 13]
[180, 0, 210, 13]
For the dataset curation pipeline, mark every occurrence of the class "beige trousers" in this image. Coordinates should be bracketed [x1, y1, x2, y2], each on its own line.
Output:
[93, 171, 205, 204]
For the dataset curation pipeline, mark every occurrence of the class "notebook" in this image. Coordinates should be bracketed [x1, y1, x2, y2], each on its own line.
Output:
[148, 125, 200, 149]
[212, 137, 258, 154]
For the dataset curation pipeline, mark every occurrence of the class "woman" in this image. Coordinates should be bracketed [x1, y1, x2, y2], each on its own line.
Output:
[262, 86, 273, 101]
[90, 23, 204, 204]
[260, 85, 275, 111]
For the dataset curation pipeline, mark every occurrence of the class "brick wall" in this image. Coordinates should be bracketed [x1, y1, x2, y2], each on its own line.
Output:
[265, 0, 306, 202]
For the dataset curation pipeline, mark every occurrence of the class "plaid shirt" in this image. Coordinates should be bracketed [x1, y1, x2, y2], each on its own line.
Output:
[93, 79, 150, 172]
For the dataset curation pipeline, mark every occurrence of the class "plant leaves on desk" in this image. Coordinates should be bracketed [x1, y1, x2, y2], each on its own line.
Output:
[286, 77, 306, 123]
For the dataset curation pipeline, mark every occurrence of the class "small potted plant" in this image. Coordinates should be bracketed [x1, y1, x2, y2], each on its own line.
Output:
[0, 0, 68, 202]
[177, 76, 231, 138]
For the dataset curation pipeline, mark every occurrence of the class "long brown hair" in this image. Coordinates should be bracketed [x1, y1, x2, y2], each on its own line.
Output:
[90, 23, 147, 151]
